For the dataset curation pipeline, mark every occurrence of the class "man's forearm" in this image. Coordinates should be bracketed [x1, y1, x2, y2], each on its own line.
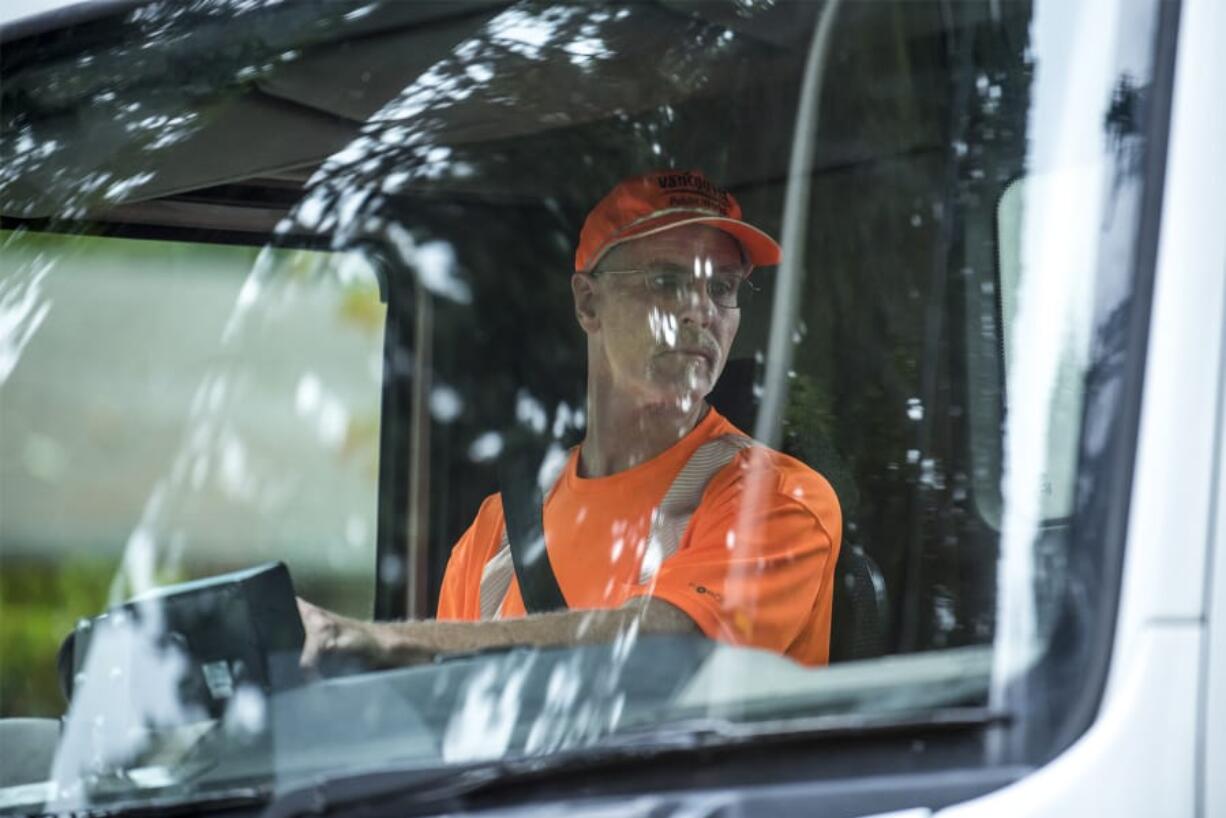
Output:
[371, 597, 698, 666]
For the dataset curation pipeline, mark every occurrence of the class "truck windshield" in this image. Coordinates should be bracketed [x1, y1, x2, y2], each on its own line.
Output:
[0, 0, 1168, 813]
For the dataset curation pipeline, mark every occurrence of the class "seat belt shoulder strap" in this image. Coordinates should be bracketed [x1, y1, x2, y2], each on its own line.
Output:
[485, 433, 755, 616]
[499, 451, 567, 614]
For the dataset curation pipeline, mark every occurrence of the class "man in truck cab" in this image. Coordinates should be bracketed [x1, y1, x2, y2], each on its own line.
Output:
[298, 170, 843, 669]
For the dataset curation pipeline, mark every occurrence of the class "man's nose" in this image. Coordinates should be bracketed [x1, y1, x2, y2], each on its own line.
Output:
[677, 275, 717, 328]
[677, 289, 716, 328]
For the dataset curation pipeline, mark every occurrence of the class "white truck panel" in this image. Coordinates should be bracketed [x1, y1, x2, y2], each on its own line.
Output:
[1112, 0, 1226, 641]
[937, 626, 1200, 817]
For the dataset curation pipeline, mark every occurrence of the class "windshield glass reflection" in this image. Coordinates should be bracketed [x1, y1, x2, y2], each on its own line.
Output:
[0, 0, 1168, 813]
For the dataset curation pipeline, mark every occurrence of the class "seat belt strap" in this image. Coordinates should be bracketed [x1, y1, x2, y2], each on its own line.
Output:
[480, 433, 755, 618]
[499, 449, 568, 614]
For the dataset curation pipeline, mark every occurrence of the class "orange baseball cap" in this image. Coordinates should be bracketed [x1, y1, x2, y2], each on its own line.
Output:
[575, 170, 782, 273]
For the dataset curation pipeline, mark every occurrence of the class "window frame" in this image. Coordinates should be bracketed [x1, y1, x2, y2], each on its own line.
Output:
[0, 0, 1185, 810]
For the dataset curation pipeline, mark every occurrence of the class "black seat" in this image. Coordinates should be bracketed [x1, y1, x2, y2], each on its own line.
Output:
[709, 358, 889, 663]
[828, 543, 889, 662]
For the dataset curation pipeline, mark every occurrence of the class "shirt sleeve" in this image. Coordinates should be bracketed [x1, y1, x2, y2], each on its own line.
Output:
[436, 493, 504, 621]
[628, 450, 842, 658]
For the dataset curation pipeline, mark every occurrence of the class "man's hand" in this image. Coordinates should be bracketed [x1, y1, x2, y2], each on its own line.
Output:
[297, 598, 433, 673]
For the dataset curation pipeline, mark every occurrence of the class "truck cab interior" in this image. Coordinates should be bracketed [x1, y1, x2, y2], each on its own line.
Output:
[0, 0, 1176, 814]
[2, 0, 1029, 650]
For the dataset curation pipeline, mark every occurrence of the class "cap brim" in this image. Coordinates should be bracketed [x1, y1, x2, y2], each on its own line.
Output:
[588, 212, 782, 272]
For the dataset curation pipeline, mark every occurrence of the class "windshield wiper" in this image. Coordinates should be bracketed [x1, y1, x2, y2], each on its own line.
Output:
[264, 706, 1006, 818]
[15, 786, 269, 818]
[597, 705, 1008, 750]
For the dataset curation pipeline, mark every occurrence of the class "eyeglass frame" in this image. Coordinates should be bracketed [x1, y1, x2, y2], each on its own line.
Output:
[590, 263, 758, 310]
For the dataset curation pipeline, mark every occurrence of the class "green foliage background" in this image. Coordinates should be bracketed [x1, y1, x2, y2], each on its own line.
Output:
[0, 557, 111, 717]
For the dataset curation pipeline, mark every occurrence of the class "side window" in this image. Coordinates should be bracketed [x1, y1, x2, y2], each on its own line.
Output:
[0, 230, 385, 716]
[995, 176, 1089, 524]
[788, 2, 1038, 653]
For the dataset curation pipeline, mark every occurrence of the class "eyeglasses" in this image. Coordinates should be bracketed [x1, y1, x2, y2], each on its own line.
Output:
[594, 265, 757, 310]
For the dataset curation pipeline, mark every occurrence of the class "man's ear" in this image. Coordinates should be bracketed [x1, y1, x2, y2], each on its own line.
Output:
[571, 272, 600, 333]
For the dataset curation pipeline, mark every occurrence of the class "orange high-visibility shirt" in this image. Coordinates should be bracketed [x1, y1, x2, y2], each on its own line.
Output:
[436, 407, 842, 665]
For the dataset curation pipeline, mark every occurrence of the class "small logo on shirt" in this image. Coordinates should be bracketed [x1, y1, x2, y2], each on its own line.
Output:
[688, 582, 724, 603]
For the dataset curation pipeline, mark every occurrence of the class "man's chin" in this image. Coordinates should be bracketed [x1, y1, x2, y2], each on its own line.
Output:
[639, 392, 709, 417]
[644, 376, 716, 411]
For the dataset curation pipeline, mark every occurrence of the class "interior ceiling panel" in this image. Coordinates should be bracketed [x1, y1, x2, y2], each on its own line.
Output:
[2, 91, 359, 219]
[257, 2, 804, 147]
[256, 7, 508, 124]
[2, 0, 992, 222]
[6, 1, 812, 219]
[132, 93, 359, 197]
[660, 0, 828, 48]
